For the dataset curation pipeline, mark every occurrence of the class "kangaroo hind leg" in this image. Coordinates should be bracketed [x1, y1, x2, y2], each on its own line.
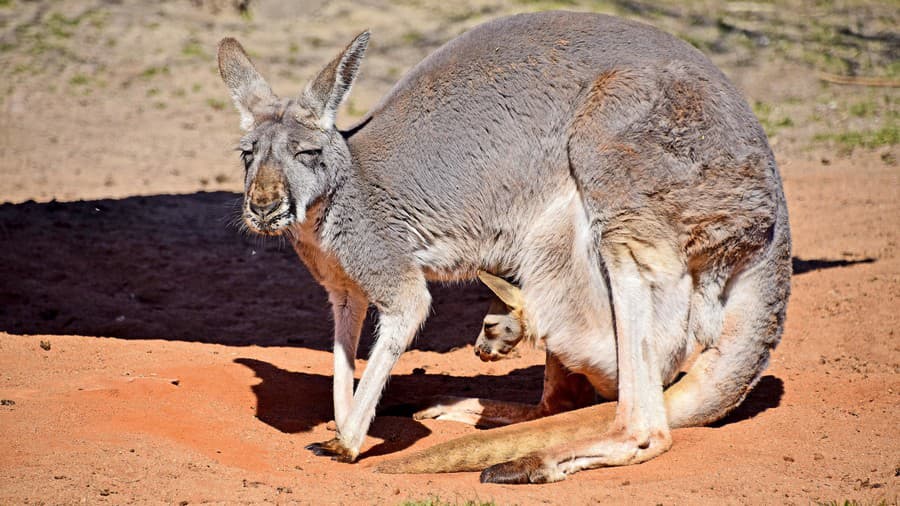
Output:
[482, 242, 689, 483]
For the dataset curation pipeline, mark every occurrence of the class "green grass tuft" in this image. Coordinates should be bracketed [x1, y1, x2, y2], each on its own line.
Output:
[206, 98, 227, 111]
[140, 65, 170, 80]
[69, 74, 90, 86]
[817, 500, 897, 506]
[401, 500, 497, 506]
[814, 124, 899, 150]
[182, 39, 206, 58]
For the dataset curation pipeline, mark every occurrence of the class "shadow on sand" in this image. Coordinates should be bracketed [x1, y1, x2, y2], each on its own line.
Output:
[0, 193, 876, 353]
[0, 192, 492, 354]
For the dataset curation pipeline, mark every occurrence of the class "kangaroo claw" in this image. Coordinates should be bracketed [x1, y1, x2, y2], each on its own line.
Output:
[305, 438, 357, 462]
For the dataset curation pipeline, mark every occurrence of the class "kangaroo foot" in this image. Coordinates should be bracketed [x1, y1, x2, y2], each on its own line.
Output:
[480, 454, 565, 484]
[305, 438, 357, 462]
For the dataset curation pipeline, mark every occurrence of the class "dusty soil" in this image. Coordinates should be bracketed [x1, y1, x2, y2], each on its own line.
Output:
[1, 1, 898, 504]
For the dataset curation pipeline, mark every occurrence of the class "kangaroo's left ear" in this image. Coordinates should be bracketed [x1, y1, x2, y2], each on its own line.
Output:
[477, 270, 524, 310]
[303, 30, 370, 130]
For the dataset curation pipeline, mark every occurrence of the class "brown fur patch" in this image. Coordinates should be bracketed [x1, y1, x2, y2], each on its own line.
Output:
[582, 70, 621, 112]
[666, 79, 705, 126]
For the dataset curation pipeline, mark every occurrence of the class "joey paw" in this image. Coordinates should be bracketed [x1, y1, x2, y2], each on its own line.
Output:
[411, 405, 449, 421]
[409, 395, 469, 421]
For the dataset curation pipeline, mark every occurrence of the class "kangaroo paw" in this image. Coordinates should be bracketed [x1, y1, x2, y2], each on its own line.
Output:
[305, 438, 357, 463]
[479, 455, 565, 484]
[411, 396, 486, 425]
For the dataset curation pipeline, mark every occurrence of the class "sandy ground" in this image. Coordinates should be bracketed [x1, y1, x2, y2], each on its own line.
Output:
[1, 1, 898, 504]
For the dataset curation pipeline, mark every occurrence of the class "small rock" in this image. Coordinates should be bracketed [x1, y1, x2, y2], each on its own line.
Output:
[40, 340, 51, 351]
[783, 455, 795, 463]
[0, 399, 15, 406]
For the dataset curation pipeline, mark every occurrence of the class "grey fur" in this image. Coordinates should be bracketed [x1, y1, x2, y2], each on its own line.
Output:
[216, 10, 791, 475]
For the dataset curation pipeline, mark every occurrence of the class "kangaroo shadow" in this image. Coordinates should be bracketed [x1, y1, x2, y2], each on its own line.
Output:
[234, 357, 545, 458]
[0, 193, 491, 354]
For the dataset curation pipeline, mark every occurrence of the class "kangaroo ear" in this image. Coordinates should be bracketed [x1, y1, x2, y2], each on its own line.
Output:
[477, 270, 524, 310]
[303, 30, 370, 130]
[217, 37, 277, 131]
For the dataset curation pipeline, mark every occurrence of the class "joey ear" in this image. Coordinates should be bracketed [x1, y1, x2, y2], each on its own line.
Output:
[303, 30, 370, 130]
[477, 270, 524, 310]
[217, 37, 277, 131]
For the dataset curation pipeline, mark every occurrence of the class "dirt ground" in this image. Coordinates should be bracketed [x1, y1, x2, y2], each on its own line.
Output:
[1, 0, 898, 504]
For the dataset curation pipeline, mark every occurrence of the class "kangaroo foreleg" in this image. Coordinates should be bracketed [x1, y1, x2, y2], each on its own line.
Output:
[308, 279, 431, 462]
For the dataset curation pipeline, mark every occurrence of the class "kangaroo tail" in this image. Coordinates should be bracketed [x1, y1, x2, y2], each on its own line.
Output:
[374, 402, 617, 474]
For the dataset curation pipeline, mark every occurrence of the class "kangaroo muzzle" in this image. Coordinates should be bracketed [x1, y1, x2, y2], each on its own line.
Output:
[244, 166, 293, 235]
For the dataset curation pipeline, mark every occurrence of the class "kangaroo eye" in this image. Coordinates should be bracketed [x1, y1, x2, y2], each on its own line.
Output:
[294, 148, 322, 161]
[240, 151, 254, 170]
[237, 141, 256, 169]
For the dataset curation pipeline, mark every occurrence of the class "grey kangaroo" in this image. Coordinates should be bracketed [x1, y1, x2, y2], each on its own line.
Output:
[216, 10, 791, 483]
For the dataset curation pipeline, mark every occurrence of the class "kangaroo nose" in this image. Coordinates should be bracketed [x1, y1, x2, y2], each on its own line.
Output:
[249, 200, 280, 218]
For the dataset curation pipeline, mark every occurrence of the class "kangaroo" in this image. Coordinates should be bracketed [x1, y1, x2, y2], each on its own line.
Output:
[472, 270, 528, 362]
[216, 10, 791, 483]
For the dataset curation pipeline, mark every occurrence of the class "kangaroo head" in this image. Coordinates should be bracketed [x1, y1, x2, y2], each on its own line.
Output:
[475, 271, 527, 362]
[216, 32, 369, 235]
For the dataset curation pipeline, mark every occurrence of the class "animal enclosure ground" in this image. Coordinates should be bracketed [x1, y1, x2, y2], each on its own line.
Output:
[0, 0, 897, 504]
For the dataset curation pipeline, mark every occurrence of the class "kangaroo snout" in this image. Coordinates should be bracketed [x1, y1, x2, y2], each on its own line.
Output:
[249, 199, 280, 218]
[243, 164, 294, 235]
[244, 192, 293, 235]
